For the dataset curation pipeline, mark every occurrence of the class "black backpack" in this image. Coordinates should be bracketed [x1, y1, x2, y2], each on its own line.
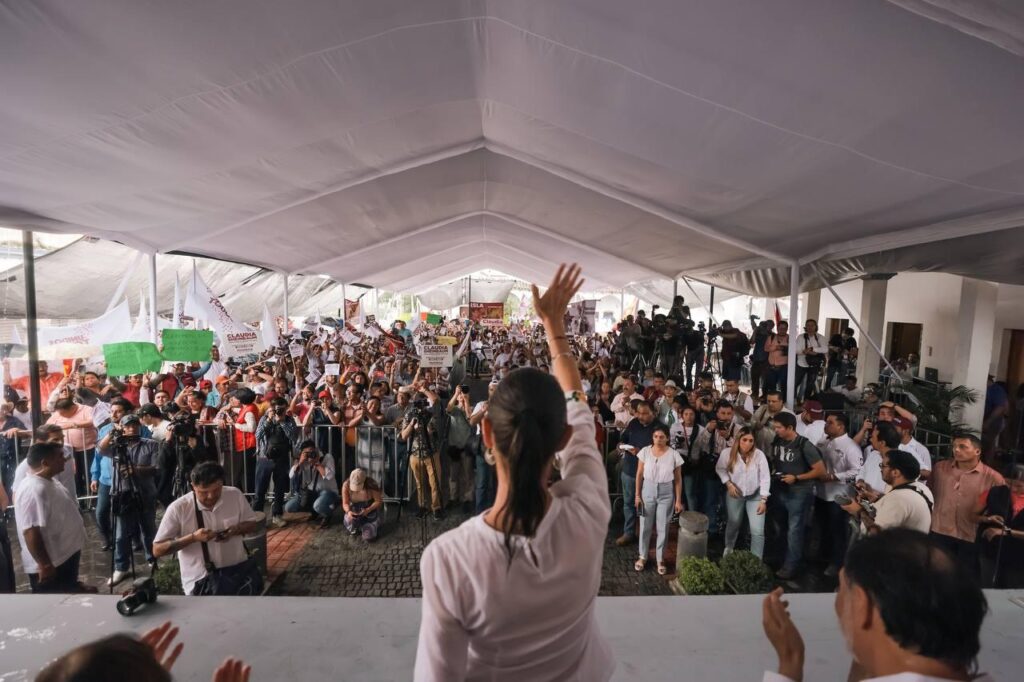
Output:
[264, 421, 293, 461]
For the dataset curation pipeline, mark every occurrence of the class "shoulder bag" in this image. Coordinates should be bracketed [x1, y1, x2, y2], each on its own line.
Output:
[191, 494, 263, 596]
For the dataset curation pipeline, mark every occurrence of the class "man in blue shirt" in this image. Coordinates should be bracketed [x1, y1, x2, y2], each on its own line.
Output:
[615, 401, 663, 546]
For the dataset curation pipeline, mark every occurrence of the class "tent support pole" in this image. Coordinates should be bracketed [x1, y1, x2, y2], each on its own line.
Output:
[680, 277, 719, 326]
[786, 262, 799, 407]
[672, 279, 678, 301]
[22, 231, 42, 429]
[148, 254, 158, 344]
[809, 263, 899, 379]
[468, 276, 473, 310]
[341, 283, 347, 323]
[282, 274, 289, 324]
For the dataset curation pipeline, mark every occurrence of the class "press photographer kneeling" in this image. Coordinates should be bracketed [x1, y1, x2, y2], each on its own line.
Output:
[153, 462, 263, 596]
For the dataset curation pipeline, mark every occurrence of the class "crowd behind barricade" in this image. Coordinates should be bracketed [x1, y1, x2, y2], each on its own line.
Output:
[7, 267, 1004, 682]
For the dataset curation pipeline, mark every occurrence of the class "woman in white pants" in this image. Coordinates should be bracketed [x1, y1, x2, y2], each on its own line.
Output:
[634, 425, 684, 575]
[715, 426, 770, 558]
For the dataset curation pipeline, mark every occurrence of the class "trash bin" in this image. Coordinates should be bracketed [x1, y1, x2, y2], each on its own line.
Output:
[243, 511, 267, 579]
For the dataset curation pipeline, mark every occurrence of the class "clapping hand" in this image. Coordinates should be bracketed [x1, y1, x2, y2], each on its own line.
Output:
[762, 588, 805, 682]
[141, 621, 184, 673]
[531, 264, 583, 326]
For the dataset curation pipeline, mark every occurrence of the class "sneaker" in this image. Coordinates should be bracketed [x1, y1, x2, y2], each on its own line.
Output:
[615, 534, 637, 547]
[348, 526, 359, 536]
[319, 517, 331, 529]
[269, 516, 286, 529]
[106, 570, 129, 587]
[775, 566, 798, 581]
[99, 542, 112, 552]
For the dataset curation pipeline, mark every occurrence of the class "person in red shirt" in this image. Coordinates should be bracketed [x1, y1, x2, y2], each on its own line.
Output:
[222, 388, 259, 494]
[7, 360, 65, 406]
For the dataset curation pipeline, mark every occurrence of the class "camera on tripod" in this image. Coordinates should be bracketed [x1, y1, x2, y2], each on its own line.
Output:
[168, 411, 197, 438]
[411, 398, 432, 424]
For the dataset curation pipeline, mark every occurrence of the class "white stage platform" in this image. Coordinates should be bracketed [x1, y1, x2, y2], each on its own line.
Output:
[1, 592, 1021, 680]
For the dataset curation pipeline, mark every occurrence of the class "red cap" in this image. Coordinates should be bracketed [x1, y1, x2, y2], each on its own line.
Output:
[892, 415, 912, 430]
[318, 390, 331, 399]
[199, 379, 213, 390]
[803, 400, 824, 418]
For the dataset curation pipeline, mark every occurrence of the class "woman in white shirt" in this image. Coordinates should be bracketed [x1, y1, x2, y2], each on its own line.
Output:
[634, 424, 684, 575]
[415, 264, 613, 682]
[715, 426, 771, 558]
[669, 405, 699, 511]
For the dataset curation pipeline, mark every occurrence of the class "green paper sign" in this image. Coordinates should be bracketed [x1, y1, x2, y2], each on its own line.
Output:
[103, 342, 164, 375]
[425, 313, 442, 325]
[161, 329, 214, 362]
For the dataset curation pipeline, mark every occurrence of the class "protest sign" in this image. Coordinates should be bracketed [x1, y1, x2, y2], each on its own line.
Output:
[161, 329, 214, 362]
[306, 368, 322, 384]
[419, 344, 453, 368]
[103, 342, 164, 375]
[288, 344, 304, 359]
[340, 329, 360, 345]
[436, 336, 457, 346]
[324, 363, 340, 376]
[37, 300, 132, 358]
[184, 269, 260, 357]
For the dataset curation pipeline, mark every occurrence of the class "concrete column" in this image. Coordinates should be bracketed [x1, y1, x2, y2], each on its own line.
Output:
[855, 275, 891, 389]
[952, 278, 998, 431]
[804, 288, 821, 325]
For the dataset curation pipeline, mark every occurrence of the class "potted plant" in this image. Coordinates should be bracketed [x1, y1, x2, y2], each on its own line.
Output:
[675, 556, 724, 595]
[152, 559, 184, 596]
[719, 550, 773, 594]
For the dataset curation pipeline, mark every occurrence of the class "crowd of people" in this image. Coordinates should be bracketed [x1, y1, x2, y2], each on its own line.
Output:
[7, 263, 1002, 682]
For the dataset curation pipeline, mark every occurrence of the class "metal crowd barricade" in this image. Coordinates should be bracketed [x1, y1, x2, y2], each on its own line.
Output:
[196, 422, 253, 497]
[309, 423, 408, 518]
[913, 426, 953, 462]
[602, 422, 623, 513]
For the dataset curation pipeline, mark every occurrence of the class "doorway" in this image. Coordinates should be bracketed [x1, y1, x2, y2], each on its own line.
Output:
[885, 322, 922, 362]
[1005, 330, 1024, 448]
[824, 318, 849, 338]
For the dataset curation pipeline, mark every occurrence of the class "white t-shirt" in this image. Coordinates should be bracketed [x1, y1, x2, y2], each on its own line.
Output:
[902, 437, 932, 473]
[13, 473, 86, 574]
[13, 449, 77, 502]
[795, 418, 827, 447]
[857, 447, 886, 493]
[817, 434, 864, 501]
[153, 486, 260, 595]
[637, 446, 684, 484]
[873, 482, 933, 533]
[415, 397, 613, 682]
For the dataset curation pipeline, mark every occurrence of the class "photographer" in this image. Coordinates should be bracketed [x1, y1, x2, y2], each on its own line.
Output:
[92, 399, 139, 549]
[253, 397, 298, 528]
[681, 321, 705, 390]
[764, 320, 790, 396]
[100, 414, 161, 587]
[668, 295, 691, 322]
[153, 462, 263, 596]
[401, 384, 444, 520]
[975, 464, 1024, 588]
[794, 319, 826, 402]
[842, 448, 932, 535]
[717, 320, 750, 383]
[285, 440, 339, 528]
[157, 411, 216, 508]
[749, 320, 774, 403]
[446, 384, 474, 515]
[692, 401, 741, 533]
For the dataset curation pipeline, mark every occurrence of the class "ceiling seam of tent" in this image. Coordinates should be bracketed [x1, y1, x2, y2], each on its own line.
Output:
[161, 139, 486, 254]
[797, 205, 1024, 265]
[486, 142, 793, 265]
[483, 16, 1024, 199]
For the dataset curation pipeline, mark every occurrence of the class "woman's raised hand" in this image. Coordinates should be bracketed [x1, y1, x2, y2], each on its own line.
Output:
[531, 264, 584, 327]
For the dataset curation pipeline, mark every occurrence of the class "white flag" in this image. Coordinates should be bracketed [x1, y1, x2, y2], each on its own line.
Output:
[184, 268, 259, 357]
[261, 304, 279, 351]
[11, 324, 23, 346]
[129, 290, 149, 341]
[171, 275, 182, 329]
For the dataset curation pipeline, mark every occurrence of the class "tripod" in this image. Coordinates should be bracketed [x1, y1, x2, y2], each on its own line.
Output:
[108, 437, 145, 593]
[704, 337, 723, 391]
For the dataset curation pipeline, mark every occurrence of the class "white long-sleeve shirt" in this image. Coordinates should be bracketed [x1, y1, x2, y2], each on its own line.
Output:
[715, 448, 771, 498]
[414, 393, 613, 682]
[817, 434, 863, 501]
[765, 671, 993, 682]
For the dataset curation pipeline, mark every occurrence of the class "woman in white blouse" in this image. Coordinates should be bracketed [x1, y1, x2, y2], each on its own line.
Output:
[715, 426, 770, 558]
[634, 424, 684, 574]
[669, 405, 699, 511]
[415, 264, 614, 682]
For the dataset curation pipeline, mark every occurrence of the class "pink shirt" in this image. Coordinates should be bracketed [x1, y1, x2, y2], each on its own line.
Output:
[46, 404, 97, 451]
[929, 459, 1005, 542]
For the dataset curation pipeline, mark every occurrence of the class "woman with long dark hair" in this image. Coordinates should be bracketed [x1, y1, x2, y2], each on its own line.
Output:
[415, 264, 613, 681]
[715, 426, 770, 558]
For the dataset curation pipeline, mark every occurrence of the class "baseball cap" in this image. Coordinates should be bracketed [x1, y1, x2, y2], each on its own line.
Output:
[318, 390, 331, 399]
[803, 400, 824, 418]
[138, 403, 162, 418]
[892, 415, 913, 430]
[664, 380, 678, 388]
[120, 414, 141, 426]
[199, 379, 213, 390]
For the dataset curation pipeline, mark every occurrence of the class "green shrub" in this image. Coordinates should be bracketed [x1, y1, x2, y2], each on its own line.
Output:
[720, 550, 773, 594]
[676, 556, 724, 595]
[152, 558, 184, 596]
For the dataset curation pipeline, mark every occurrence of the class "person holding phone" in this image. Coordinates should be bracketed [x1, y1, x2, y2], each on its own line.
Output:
[716, 427, 770, 558]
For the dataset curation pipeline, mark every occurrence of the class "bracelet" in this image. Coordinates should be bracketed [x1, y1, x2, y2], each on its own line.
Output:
[552, 351, 575, 362]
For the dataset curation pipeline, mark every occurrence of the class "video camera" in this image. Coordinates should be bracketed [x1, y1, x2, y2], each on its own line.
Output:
[411, 397, 433, 424]
[168, 411, 197, 438]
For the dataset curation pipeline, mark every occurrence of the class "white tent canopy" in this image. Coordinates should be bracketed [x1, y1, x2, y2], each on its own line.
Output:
[2, 1, 1024, 296]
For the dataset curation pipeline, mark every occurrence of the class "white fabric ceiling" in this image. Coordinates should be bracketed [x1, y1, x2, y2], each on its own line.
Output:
[2, 1, 1024, 297]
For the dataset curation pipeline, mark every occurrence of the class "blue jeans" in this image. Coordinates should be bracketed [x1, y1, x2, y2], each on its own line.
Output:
[776, 485, 814, 572]
[114, 499, 157, 571]
[252, 457, 289, 517]
[638, 481, 674, 563]
[474, 451, 496, 514]
[701, 473, 723, 531]
[94, 483, 112, 545]
[725, 492, 766, 558]
[683, 473, 698, 513]
[621, 471, 638, 538]
[284, 489, 340, 520]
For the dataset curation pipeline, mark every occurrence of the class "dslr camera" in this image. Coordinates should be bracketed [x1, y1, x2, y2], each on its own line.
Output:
[116, 576, 157, 616]
[169, 411, 197, 438]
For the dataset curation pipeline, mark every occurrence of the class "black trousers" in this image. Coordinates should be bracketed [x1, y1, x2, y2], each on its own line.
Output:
[29, 551, 83, 593]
